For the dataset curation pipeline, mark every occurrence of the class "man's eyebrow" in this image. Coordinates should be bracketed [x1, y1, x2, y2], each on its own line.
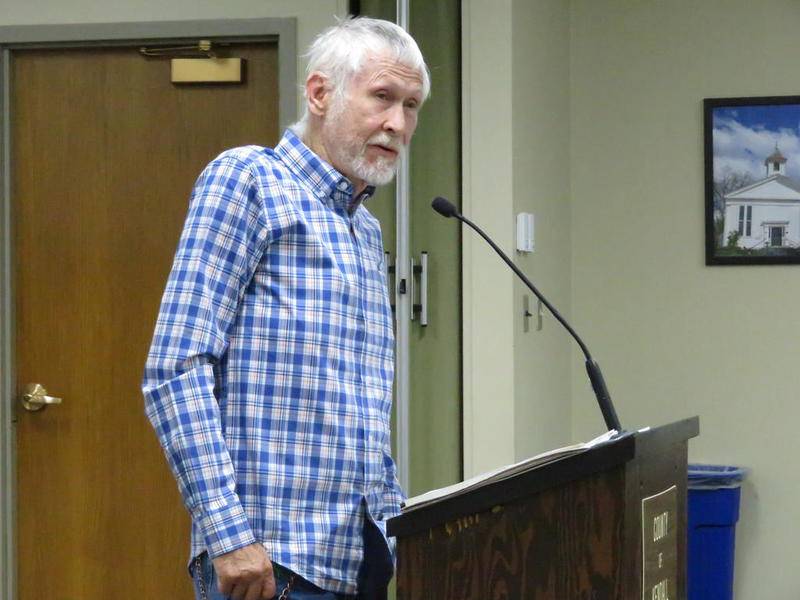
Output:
[368, 69, 423, 85]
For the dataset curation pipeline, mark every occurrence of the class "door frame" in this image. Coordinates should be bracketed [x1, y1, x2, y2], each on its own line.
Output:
[0, 18, 296, 600]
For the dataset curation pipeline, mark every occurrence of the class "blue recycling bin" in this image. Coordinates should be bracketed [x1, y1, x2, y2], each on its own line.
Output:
[687, 464, 747, 600]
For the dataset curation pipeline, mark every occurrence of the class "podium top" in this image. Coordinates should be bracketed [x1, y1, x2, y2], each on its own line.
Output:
[387, 417, 699, 538]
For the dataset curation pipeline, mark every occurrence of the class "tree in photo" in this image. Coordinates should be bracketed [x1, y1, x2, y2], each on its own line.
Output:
[713, 169, 754, 246]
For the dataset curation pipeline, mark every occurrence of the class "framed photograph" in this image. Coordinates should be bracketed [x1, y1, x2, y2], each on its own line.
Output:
[705, 96, 800, 265]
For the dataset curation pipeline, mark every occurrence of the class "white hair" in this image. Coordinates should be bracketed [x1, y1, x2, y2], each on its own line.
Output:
[289, 16, 430, 138]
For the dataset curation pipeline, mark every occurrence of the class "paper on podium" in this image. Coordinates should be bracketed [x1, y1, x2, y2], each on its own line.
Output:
[402, 430, 618, 513]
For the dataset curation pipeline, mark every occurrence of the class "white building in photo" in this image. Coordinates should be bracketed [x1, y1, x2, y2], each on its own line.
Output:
[723, 147, 800, 249]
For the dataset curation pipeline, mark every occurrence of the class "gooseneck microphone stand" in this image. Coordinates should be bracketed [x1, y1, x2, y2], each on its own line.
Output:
[431, 196, 623, 433]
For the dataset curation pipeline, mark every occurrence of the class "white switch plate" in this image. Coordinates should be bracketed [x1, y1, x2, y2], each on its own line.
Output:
[516, 212, 534, 253]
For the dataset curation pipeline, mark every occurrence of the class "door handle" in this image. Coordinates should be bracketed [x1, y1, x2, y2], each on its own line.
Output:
[419, 251, 428, 327]
[410, 257, 416, 322]
[410, 252, 428, 327]
[20, 383, 63, 412]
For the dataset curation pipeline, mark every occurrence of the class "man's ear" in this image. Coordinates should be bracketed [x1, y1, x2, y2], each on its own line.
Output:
[306, 72, 330, 117]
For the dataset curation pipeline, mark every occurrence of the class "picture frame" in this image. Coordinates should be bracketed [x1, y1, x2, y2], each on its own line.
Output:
[704, 95, 800, 265]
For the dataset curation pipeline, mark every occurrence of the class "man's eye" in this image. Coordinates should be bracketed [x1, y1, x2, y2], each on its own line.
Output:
[375, 91, 389, 101]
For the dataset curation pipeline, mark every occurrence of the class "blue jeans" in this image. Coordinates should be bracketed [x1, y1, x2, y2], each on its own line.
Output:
[191, 518, 391, 600]
[191, 553, 352, 599]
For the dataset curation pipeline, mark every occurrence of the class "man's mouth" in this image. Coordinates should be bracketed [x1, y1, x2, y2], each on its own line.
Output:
[369, 144, 399, 158]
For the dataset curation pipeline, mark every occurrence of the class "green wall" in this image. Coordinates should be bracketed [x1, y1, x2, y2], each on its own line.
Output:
[358, 0, 463, 498]
[408, 0, 463, 496]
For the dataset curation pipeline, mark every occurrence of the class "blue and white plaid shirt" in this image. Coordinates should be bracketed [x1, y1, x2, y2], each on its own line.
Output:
[142, 130, 403, 595]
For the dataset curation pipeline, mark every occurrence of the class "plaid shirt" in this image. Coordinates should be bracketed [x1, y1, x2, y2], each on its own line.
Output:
[142, 130, 402, 595]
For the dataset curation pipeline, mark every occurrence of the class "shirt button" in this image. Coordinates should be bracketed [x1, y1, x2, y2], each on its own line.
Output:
[337, 181, 349, 191]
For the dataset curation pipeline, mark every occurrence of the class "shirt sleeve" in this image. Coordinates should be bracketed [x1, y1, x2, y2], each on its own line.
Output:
[381, 442, 406, 514]
[380, 443, 404, 563]
[142, 150, 269, 558]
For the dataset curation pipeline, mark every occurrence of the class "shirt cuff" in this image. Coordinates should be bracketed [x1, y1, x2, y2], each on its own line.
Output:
[197, 496, 257, 558]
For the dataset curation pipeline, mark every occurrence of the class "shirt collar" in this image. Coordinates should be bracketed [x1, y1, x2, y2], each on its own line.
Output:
[275, 129, 376, 213]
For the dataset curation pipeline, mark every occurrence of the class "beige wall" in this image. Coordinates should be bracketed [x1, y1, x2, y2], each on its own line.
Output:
[468, 0, 796, 596]
[461, 0, 517, 476]
[570, 1, 800, 597]
[462, 0, 574, 474]
[512, 0, 572, 458]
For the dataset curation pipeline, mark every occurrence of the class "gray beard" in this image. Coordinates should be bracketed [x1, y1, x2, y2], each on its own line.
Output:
[350, 149, 403, 186]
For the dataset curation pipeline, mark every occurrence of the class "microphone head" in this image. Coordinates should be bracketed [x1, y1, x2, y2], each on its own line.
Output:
[431, 196, 459, 218]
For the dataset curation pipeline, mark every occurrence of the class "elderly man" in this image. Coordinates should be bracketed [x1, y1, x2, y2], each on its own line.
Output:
[142, 16, 429, 600]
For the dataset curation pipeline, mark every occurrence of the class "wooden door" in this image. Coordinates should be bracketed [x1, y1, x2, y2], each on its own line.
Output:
[12, 43, 279, 599]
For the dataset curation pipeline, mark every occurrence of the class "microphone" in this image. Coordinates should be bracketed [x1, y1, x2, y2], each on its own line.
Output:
[432, 196, 459, 218]
[431, 196, 622, 433]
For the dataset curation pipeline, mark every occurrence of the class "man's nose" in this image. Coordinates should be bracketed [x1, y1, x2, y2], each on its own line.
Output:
[383, 103, 407, 136]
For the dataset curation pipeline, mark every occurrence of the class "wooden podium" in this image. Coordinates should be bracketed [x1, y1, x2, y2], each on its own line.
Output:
[387, 418, 699, 599]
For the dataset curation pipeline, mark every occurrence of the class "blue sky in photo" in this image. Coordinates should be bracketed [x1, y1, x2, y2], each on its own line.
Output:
[712, 103, 800, 182]
[715, 104, 800, 132]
